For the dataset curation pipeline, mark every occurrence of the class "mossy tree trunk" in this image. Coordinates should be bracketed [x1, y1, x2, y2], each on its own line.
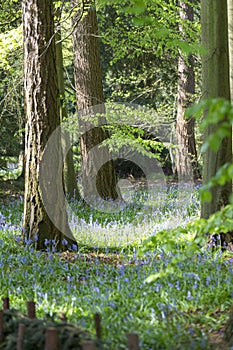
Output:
[176, 0, 201, 183]
[23, 0, 75, 249]
[72, 3, 119, 202]
[201, 0, 232, 219]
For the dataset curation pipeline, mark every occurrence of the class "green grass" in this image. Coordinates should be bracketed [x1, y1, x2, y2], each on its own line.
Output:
[0, 187, 232, 349]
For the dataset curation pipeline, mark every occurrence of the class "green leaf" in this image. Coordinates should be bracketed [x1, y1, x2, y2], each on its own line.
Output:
[145, 266, 175, 283]
[227, 164, 233, 178]
[125, 0, 146, 15]
[200, 189, 212, 203]
[185, 100, 207, 119]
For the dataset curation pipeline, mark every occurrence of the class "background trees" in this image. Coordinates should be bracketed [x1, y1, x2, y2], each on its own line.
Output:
[1, 0, 202, 186]
[1, 0, 233, 248]
[98, 0, 201, 182]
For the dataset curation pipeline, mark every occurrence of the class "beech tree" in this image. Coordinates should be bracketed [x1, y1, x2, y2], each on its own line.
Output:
[201, 0, 232, 219]
[23, 0, 75, 249]
[72, 2, 119, 204]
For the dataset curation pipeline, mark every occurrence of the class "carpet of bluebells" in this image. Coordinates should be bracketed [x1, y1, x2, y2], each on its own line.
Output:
[1, 186, 233, 349]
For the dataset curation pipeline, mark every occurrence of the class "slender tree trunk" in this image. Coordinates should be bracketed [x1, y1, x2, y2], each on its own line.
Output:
[228, 0, 233, 101]
[72, 4, 119, 203]
[225, 0, 233, 321]
[201, 0, 232, 219]
[18, 129, 25, 179]
[228, 0, 233, 190]
[55, 19, 80, 200]
[18, 149, 25, 178]
[176, 0, 201, 183]
[23, 0, 75, 249]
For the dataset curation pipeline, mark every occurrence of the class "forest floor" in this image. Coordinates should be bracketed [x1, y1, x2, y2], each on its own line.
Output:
[59, 250, 233, 350]
[1, 178, 233, 349]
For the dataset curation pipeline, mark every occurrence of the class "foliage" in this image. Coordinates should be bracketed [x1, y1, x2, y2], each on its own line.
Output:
[98, 2, 178, 110]
[186, 98, 233, 203]
[0, 0, 202, 174]
[0, 0, 21, 34]
[0, 162, 22, 180]
[143, 97, 233, 285]
[141, 203, 233, 280]
[101, 103, 173, 164]
[94, 0, 203, 173]
[0, 24, 23, 164]
[98, 0, 200, 108]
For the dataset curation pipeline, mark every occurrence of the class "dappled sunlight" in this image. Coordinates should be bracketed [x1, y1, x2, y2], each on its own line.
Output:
[67, 183, 200, 248]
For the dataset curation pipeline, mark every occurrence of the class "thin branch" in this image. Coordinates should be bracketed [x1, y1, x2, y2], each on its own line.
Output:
[39, 1, 85, 58]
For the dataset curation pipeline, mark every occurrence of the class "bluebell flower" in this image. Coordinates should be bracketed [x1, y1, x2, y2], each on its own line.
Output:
[93, 286, 100, 293]
[44, 238, 51, 246]
[187, 290, 193, 300]
[24, 237, 33, 245]
[14, 236, 21, 243]
[189, 327, 194, 335]
[71, 244, 78, 251]
[108, 301, 116, 308]
[67, 275, 74, 282]
[176, 281, 180, 291]
[62, 238, 68, 246]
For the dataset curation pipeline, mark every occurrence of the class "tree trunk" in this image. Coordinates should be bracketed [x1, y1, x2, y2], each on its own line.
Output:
[55, 18, 80, 200]
[201, 0, 232, 219]
[72, 4, 119, 204]
[23, 0, 75, 250]
[176, 0, 201, 183]
[228, 0, 233, 101]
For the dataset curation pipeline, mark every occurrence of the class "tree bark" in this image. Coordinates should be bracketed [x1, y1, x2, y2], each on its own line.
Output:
[176, 0, 201, 183]
[55, 17, 80, 200]
[201, 0, 232, 219]
[23, 0, 75, 249]
[72, 4, 119, 203]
